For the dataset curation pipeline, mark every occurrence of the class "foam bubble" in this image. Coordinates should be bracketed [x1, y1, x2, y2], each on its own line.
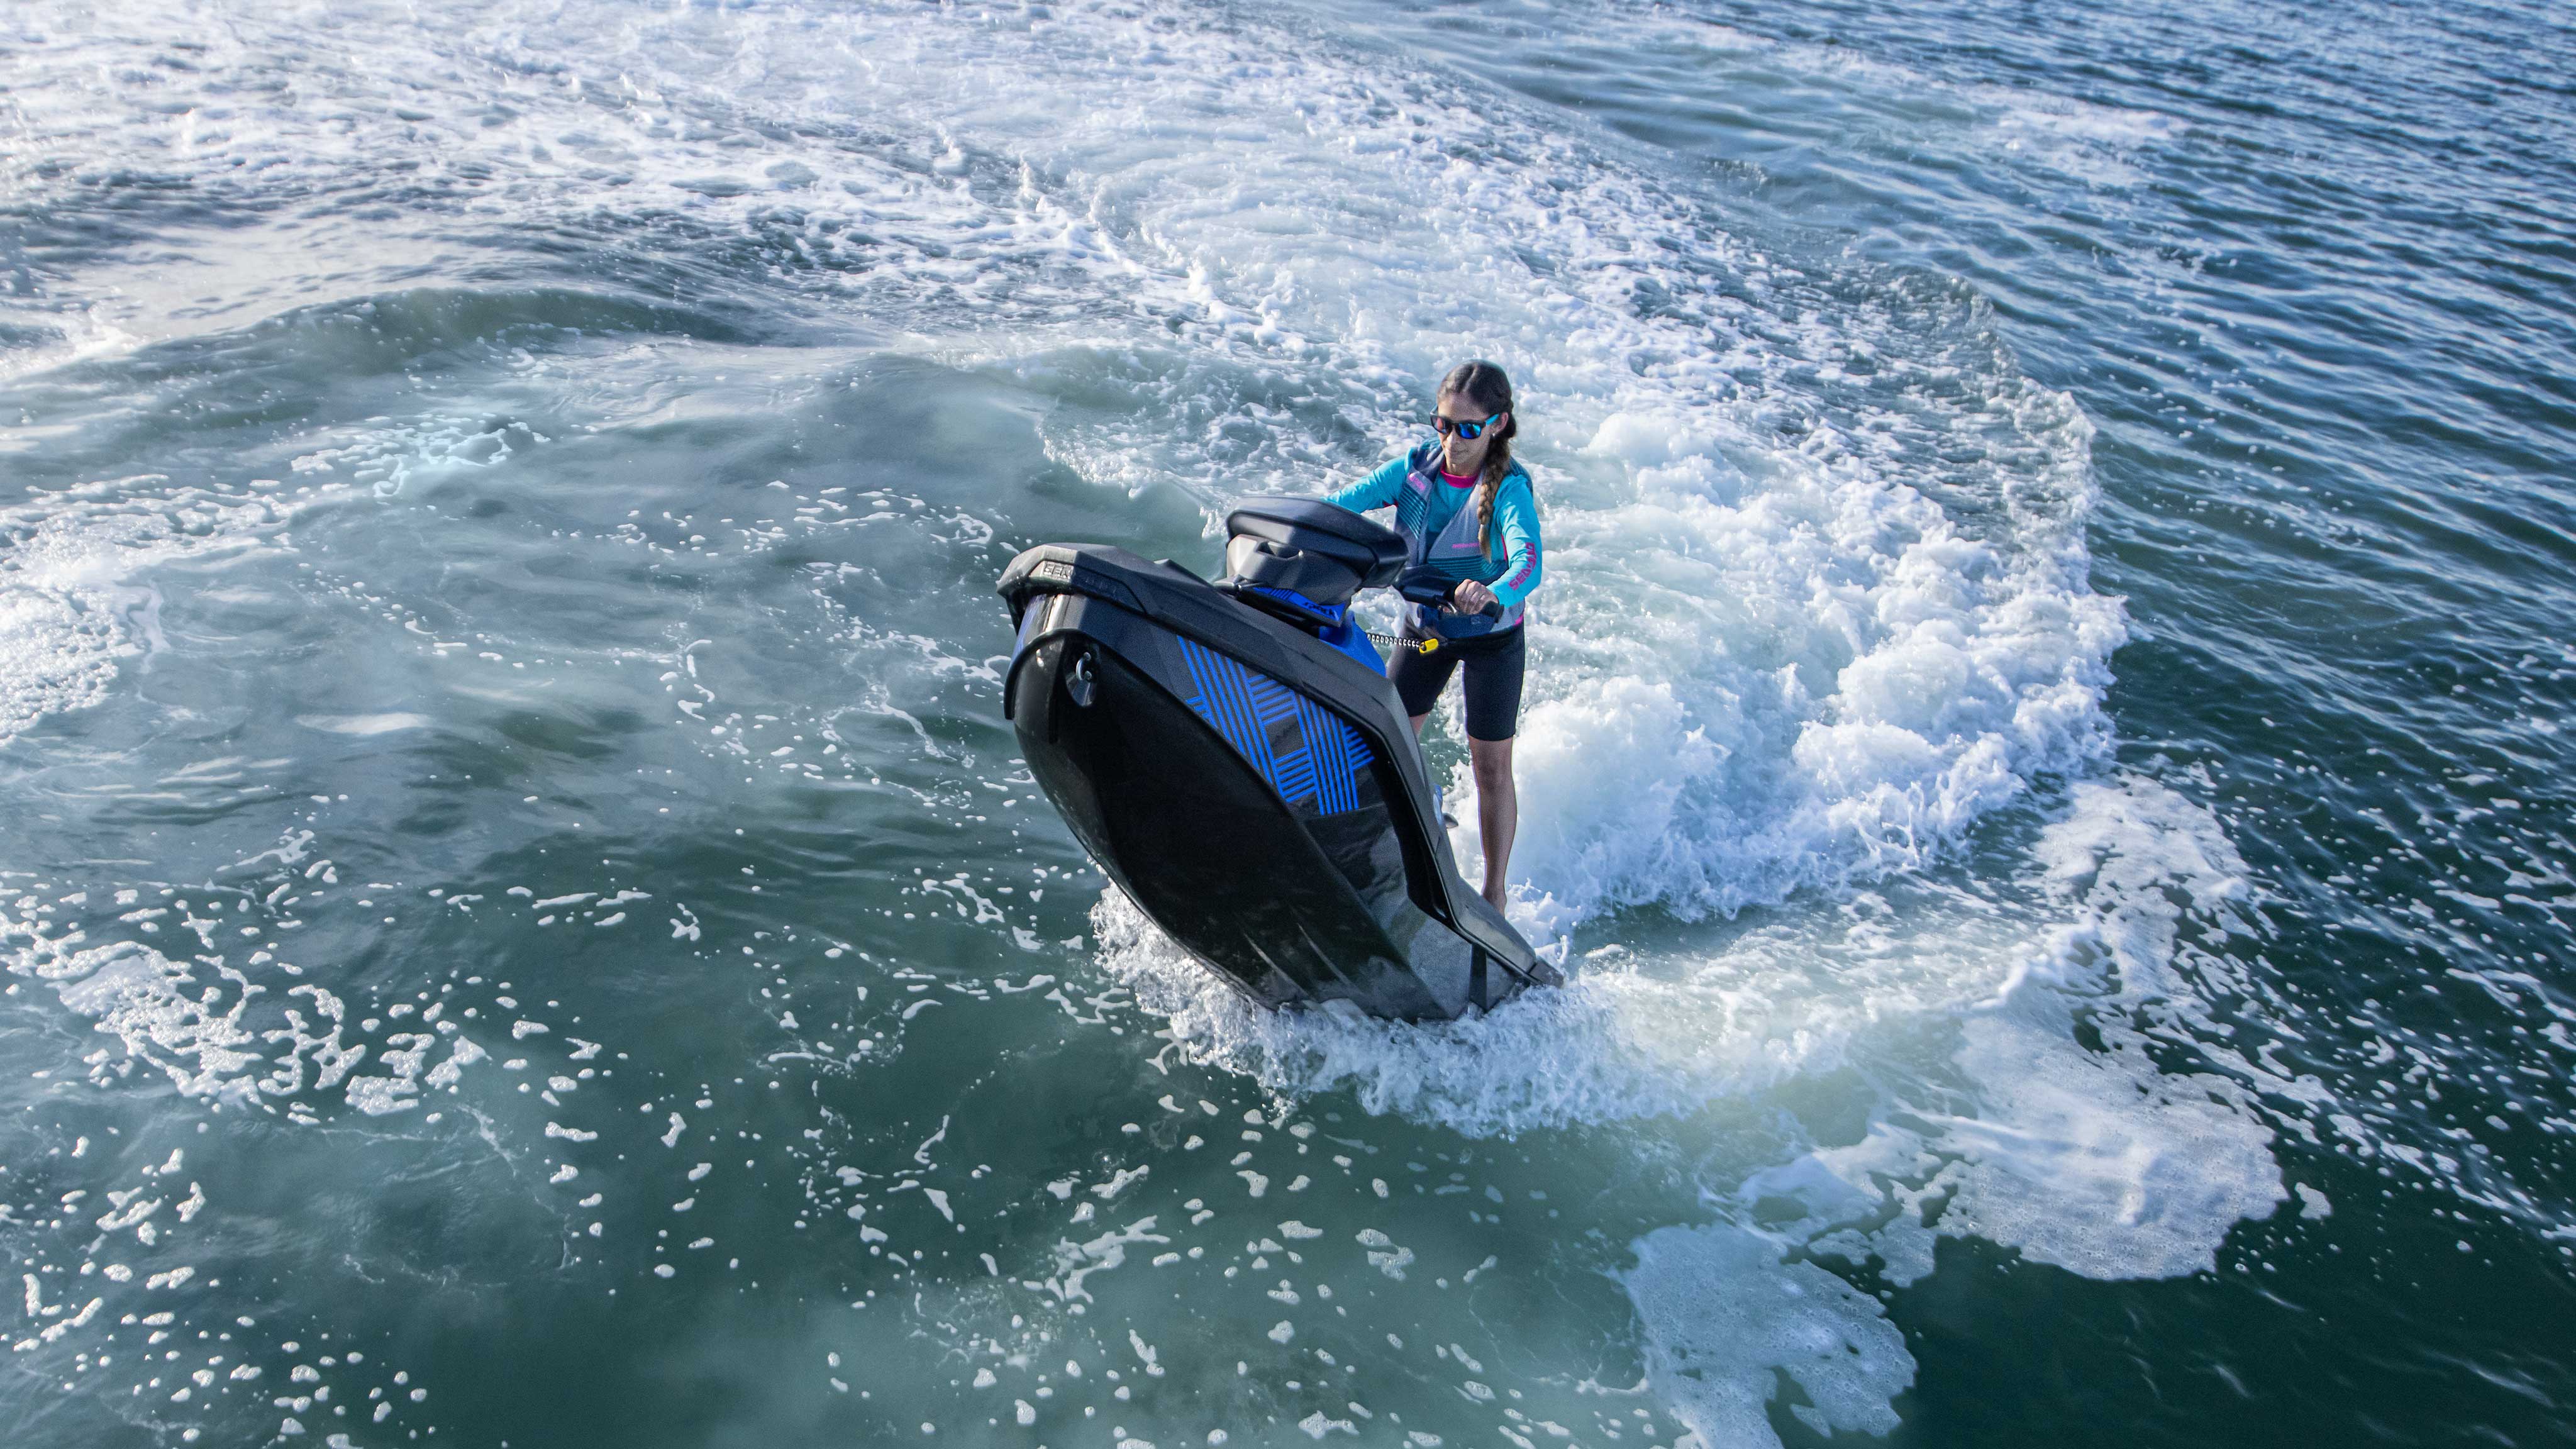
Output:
[1933, 1011, 2285, 1279]
[14, 934, 267, 1108]
[0, 575, 127, 742]
[0, 889, 489, 1118]
[0, 479, 294, 746]
[295, 713, 437, 736]
[1098, 872, 2033, 1140]
[1626, 1224, 1914, 1449]
[1490, 397, 2121, 930]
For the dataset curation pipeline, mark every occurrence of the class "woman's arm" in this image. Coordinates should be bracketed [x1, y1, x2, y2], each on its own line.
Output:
[1322, 453, 1411, 514]
[1487, 474, 1543, 609]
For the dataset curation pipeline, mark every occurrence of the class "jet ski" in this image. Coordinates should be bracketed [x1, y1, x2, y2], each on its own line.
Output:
[996, 497, 1559, 1021]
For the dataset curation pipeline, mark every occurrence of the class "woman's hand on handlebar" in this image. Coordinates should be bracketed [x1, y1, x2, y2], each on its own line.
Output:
[1448, 580, 1499, 616]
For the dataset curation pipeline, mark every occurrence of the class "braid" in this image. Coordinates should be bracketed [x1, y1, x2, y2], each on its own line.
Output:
[1476, 435, 1511, 557]
[1437, 360, 1518, 557]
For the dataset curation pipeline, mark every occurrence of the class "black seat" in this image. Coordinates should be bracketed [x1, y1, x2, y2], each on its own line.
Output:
[1223, 497, 1406, 611]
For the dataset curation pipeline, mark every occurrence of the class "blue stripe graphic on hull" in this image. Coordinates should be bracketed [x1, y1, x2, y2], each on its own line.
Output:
[1174, 635, 1372, 816]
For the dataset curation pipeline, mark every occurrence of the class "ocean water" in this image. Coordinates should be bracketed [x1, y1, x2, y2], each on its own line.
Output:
[3, 0, 2572, 1444]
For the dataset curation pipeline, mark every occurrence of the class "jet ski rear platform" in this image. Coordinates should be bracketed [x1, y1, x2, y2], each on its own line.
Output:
[997, 500, 1557, 1021]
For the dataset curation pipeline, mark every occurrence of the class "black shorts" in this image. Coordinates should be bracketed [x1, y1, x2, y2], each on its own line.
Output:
[1389, 625, 1526, 741]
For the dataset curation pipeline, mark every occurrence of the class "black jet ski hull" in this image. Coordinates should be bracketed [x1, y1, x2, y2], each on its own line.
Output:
[999, 545, 1555, 1021]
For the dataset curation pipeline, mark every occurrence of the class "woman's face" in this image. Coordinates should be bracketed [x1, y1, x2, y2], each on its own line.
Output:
[1436, 392, 1506, 475]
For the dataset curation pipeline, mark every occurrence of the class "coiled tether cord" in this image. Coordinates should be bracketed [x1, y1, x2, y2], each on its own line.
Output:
[1365, 631, 1443, 657]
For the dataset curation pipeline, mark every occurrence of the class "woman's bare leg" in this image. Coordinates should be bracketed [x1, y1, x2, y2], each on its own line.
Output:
[1468, 735, 1517, 911]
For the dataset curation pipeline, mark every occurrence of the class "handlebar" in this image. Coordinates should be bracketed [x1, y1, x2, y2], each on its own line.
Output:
[1395, 568, 1503, 620]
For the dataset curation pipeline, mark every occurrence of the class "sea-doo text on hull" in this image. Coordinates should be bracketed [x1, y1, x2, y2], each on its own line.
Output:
[997, 499, 1558, 1021]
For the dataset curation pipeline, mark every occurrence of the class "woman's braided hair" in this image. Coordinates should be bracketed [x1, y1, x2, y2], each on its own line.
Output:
[1439, 360, 1517, 557]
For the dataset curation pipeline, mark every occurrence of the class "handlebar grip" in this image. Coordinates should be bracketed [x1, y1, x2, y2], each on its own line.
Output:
[1394, 567, 1503, 618]
[1396, 579, 1452, 609]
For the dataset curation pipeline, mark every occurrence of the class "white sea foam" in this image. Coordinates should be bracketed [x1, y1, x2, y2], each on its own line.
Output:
[0, 570, 128, 742]
[1933, 1009, 2285, 1279]
[0, 884, 492, 1118]
[1513, 9, 2184, 190]
[1496, 396, 2122, 933]
[295, 712, 437, 736]
[0, 477, 306, 746]
[1106, 768, 2287, 1436]
[1626, 1224, 1913, 1449]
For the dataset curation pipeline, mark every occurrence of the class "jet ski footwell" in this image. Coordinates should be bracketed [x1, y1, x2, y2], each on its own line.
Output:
[998, 539, 1557, 1021]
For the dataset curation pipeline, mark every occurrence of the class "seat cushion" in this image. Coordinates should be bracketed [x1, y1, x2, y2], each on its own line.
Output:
[1224, 497, 1406, 589]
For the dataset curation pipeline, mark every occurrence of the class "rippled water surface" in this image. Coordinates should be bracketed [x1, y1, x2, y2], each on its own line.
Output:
[4, 1, 2572, 1445]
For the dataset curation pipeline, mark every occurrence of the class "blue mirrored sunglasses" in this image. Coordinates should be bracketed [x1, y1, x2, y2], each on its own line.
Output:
[1432, 412, 1504, 441]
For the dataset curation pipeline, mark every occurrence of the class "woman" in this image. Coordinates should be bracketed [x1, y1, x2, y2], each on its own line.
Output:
[1325, 361, 1541, 911]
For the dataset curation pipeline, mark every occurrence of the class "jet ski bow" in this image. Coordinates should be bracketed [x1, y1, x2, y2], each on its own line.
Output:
[996, 497, 1558, 1021]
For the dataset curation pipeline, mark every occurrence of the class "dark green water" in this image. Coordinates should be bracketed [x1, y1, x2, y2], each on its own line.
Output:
[3, 1, 2571, 1446]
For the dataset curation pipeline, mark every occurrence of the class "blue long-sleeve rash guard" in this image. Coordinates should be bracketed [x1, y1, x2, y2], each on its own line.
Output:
[1323, 447, 1545, 610]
